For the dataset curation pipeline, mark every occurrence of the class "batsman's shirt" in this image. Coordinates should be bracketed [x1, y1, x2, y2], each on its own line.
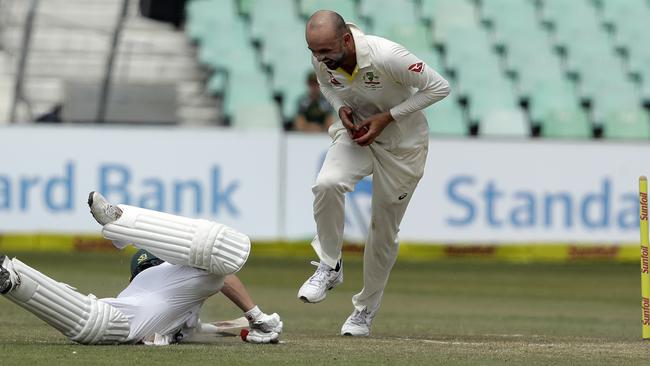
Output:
[101, 262, 224, 344]
[313, 23, 450, 152]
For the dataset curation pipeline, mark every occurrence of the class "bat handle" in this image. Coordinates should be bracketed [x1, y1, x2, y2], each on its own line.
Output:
[197, 322, 220, 334]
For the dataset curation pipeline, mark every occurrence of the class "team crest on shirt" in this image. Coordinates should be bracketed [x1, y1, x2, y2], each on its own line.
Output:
[363, 71, 382, 90]
[408, 62, 424, 73]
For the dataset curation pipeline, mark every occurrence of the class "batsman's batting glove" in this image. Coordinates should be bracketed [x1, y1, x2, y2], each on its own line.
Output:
[241, 313, 283, 344]
[240, 328, 280, 344]
[250, 313, 283, 334]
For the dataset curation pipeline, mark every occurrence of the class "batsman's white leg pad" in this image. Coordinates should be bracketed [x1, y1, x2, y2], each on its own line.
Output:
[4, 258, 130, 344]
[102, 205, 250, 275]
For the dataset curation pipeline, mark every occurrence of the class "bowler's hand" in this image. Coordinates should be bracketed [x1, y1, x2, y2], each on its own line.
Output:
[338, 106, 357, 138]
[354, 111, 394, 146]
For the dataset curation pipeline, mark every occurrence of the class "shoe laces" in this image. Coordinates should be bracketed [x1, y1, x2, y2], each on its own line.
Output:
[348, 309, 373, 326]
[105, 204, 122, 220]
[306, 261, 335, 287]
[0, 270, 11, 293]
[0, 258, 19, 293]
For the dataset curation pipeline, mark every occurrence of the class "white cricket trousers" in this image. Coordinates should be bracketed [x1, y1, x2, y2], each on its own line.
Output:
[311, 128, 428, 312]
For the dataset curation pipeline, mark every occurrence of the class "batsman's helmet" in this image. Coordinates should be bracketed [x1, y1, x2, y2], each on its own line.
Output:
[130, 249, 164, 281]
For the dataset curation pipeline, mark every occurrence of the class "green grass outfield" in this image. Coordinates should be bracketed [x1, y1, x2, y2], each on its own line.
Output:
[0, 251, 649, 365]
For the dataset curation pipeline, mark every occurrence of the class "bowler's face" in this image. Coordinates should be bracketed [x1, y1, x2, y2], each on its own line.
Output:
[306, 32, 346, 70]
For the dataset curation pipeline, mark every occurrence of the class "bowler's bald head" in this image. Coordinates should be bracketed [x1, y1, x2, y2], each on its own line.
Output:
[306, 10, 355, 70]
[306, 10, 349, 40]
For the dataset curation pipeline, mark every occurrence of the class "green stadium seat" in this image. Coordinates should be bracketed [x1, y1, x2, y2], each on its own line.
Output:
[197, 21, 257, 70]
[599, 0, 649, 27]
[237, 0, 254, 17]
[494, 21, 548, 52]
[224, 70, 280, 129]
[616, 28, 650, 61]
[420, 0, 477, 30]
[299, 0, 364, 26]
[539, 108, 593, 139]
[426, 96, 467, 136]
[249, 0, 302, 42]
[231, 102, 283, 129]
[207, 72, 227, 95]
[452, 52, 503, 90]
[443, 28, 494, 67]
[540, 0, 594, 26]
[480, 0, 533, 26]
[186, 0, 238, 42]
[259, 24, 307, 67]
[553, 18, 610, 51]
[607, 3, 650, 32]
[507, 49, 566, 95]
[526, 80, 582, 123]
[628, 47, 650, 77]
[479, 109, 529, 137]
[359, 0, 417, 28]
[462, 76, 521, 124]
[281, 87, 307, 121]
[601, 108, 650, 139]
[590, 84, 642, 122]
[380, 23, 433, 55]
[270, 54, 313, 118]
[256, 20, 312, 119]
[642, 82, 650, 105]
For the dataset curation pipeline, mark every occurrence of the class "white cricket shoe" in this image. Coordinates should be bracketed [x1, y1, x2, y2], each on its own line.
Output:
[0, 255, 20, 295]
[340, 308, 376, 337]
[297, 260, 343, 303]
[88, 191, 123, 225]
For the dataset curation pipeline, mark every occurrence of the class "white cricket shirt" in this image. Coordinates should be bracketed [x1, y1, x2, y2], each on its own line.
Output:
[313, 24, 450, 152]
[100, 262, 224, 344]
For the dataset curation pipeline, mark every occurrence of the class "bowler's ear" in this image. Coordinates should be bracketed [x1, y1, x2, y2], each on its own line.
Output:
[343, 32, 353, 46]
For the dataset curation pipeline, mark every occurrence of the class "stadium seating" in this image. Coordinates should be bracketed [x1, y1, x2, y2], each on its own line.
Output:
[182, 0, 650, 139]
[248, 0, 312, 119]
[0, 54, 12, 125]
[300, 0, 365, 27]
[601, 109, 650, 139]
[426, 86, 467, 137]
[480, 0, 591, 138]
[0, 0, 217, 125]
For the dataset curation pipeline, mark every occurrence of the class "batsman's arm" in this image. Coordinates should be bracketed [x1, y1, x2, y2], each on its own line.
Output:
[221, 274, 284, 342]
[221, 274, 255, 312]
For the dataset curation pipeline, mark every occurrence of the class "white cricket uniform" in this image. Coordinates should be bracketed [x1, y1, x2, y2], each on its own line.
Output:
[311, 24, 450, 312]
[100, 262, 224, 344]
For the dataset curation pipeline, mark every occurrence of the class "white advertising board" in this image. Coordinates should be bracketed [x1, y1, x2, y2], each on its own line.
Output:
[1, 126, 647, 244]
[0, 126, 280, 238]
[285, 135, 647, 243]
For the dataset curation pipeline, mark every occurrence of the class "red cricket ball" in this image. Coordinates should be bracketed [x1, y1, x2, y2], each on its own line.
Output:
[240, 328, 249, 342]
[352, 126, 368, 139]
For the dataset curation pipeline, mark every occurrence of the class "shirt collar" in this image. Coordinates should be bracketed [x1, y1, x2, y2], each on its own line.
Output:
[348, 23, 371, 69]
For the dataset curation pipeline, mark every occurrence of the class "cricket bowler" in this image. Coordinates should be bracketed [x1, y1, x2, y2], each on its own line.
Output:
[298, 10, 450, 336]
